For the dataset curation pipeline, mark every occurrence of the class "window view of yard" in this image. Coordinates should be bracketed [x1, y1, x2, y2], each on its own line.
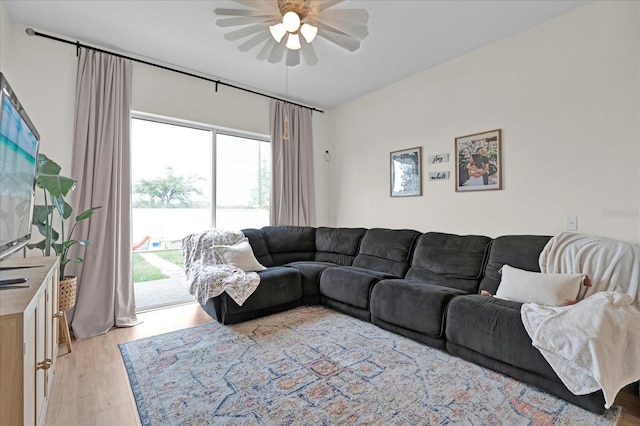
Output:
[132, 250, 184, 283]
[131, 117, 270, 311]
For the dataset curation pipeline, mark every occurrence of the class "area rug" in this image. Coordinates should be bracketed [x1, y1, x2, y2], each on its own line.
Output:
[119, 306, 620, 425]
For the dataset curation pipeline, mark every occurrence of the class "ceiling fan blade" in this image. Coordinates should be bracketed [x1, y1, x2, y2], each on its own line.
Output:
[318, 30, 361, 52]
[238, 31, 272, 52]
[319, 9, 369, 26]
[286, 49, 300, 67]
[224, 23, 270, 41]
[231, 0, 274, 11]
[216, 16, 273, 28]
[300, 39, 318, 66]
[257, 38, 278, 61]
[317, 19, 368, 40]
[311, 0, 344, 12]
[267, 40, 287, 64]
[214, 8, 273, 17]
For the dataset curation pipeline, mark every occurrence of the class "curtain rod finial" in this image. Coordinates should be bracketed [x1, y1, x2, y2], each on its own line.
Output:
[25, 28, 35, 36]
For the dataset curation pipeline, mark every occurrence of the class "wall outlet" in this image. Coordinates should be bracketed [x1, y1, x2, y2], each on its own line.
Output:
[565, 215, 578, 231]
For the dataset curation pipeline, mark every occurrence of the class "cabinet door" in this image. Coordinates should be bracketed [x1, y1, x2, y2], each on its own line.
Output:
[44, 275, 58, 397]
[24, 306, 37, 426]
[35, 290, 47, 425]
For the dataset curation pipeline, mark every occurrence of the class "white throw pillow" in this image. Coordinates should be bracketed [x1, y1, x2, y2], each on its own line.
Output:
[495, 264, 583, 306]
[213, 238, 266, 272]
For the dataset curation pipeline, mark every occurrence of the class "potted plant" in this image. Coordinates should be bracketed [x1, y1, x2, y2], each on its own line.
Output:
[28, 154, 101, 350]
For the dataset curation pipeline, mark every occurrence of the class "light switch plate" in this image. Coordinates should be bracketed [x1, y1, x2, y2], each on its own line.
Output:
[565, 215, 578, 231]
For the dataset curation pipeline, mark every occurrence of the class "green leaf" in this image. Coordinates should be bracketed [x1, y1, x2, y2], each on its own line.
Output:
[37, 154, 62, 175]
[32, 205, 53, 224]
[37, 174, 76, 198]
[62, 240, 79, 250]
[27, 239, 46, 251]
[60, 257, 82, 265]
[52, 195, 73, 220]
[76, 206, 103, 222]
[35, 223, 59, 242]
[52, 243, 64, 255]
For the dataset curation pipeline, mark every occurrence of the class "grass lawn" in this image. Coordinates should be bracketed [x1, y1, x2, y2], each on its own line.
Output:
[155, 249, 184, 268]
[132, 253, 166, 282]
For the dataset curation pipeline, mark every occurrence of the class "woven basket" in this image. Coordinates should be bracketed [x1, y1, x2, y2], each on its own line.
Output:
[59, 276, 77, 312]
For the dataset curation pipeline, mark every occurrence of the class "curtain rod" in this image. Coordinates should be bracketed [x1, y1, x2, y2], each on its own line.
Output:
[25, 28, 324, 114]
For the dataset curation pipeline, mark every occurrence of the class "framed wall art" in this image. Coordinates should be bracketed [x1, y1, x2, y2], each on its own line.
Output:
[390, 147, 422, 197]
[455, 129, 502, 192]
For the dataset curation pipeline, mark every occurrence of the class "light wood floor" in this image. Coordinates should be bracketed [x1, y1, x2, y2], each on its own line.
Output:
[45, 303, 640, 425]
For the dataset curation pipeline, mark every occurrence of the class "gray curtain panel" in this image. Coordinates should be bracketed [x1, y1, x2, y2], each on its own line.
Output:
[68, 48, 140, 339]
[270, 100, 316, 226]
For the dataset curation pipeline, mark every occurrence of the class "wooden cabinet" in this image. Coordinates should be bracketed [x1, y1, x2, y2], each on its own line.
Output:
[0, 257, 60, 426]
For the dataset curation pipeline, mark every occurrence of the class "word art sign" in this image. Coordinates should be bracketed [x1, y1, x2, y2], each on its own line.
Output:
[429, 171, 450, 181]
[428, 153, 450, 164]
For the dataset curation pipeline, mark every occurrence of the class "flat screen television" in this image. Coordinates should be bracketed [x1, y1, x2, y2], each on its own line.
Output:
[0, 72, 40, 263]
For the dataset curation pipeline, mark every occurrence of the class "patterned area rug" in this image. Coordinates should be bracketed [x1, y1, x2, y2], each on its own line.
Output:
[119, 306, 620, 425]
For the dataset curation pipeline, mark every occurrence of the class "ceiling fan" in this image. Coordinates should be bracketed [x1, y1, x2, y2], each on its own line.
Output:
[214, 0, 369, 66]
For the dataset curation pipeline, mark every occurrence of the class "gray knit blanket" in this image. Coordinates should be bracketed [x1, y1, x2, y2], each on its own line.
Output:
[182, 229, 260, 306]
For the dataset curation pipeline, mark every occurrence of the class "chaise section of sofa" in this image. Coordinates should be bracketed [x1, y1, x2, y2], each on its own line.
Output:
[319, 228, 421, 321]
[445, 235, 607, 414]
[370, 232, 491, 349]
[200, 227, 307, 324]
[201, 266, 302, 324]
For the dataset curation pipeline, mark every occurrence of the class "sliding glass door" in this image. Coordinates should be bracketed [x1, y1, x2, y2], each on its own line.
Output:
[216, 133, 270, 229]
[130, 115, 270, 311]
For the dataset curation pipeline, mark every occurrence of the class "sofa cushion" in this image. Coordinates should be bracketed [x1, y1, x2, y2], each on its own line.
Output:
[445, 294, 558, 380]
[262, 226, 316, 265]
[241, 228, 274, 267]
[406, 232, 491, 293]
[213, 238, 266, 272]
[315, 227, 366, 266]
[286, 261, 336, 304]
[319, 266, 392, 310]
[495, 265, 583, 306]
[479, 235, 552, 295]
[226, 266, 302, 315]
[371, 279, 465, 339]
[352, 228, 420, 277]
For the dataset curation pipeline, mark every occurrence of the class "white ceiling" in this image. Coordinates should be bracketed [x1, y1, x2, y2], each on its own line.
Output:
[5, 0, 590, 110]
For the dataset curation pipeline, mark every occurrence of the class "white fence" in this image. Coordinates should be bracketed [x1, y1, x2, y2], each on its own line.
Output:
[132, 208, 269, 245]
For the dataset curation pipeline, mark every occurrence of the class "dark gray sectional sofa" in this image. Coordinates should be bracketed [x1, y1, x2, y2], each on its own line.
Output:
[199, 226, 607, 414]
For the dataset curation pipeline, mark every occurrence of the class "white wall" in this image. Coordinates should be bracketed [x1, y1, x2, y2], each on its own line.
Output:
[326, 1, 640, 243]
[3, 0, 639, 242]
[0, 1, 10, 72]
[1, 15, 77, 175]
[0, 12, 331, 226]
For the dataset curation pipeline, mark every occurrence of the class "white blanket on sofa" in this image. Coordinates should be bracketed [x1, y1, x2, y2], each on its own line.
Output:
[521, 232, 640, 409]
[182, 229, 260, 306]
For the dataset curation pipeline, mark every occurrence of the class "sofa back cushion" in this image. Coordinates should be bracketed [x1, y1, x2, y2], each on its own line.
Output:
[241, 228, 275, 267]
[315, 227, 367, 266]
[352, 228, 420, 277]
[406, 232, 492, 293]
[479, 235, 552, 295]
[262, 226, 316, 265]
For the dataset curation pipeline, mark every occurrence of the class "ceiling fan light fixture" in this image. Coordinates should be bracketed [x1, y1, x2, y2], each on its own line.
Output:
[215, 0, 370, 66]
[285, 32, 301, 50]
[300, 23, 317, 43]
[282, 11, 301, 33]
[269, 23, 287, 42]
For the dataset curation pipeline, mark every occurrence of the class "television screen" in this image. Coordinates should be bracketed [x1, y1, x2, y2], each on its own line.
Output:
[0, 73, 40, 260]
